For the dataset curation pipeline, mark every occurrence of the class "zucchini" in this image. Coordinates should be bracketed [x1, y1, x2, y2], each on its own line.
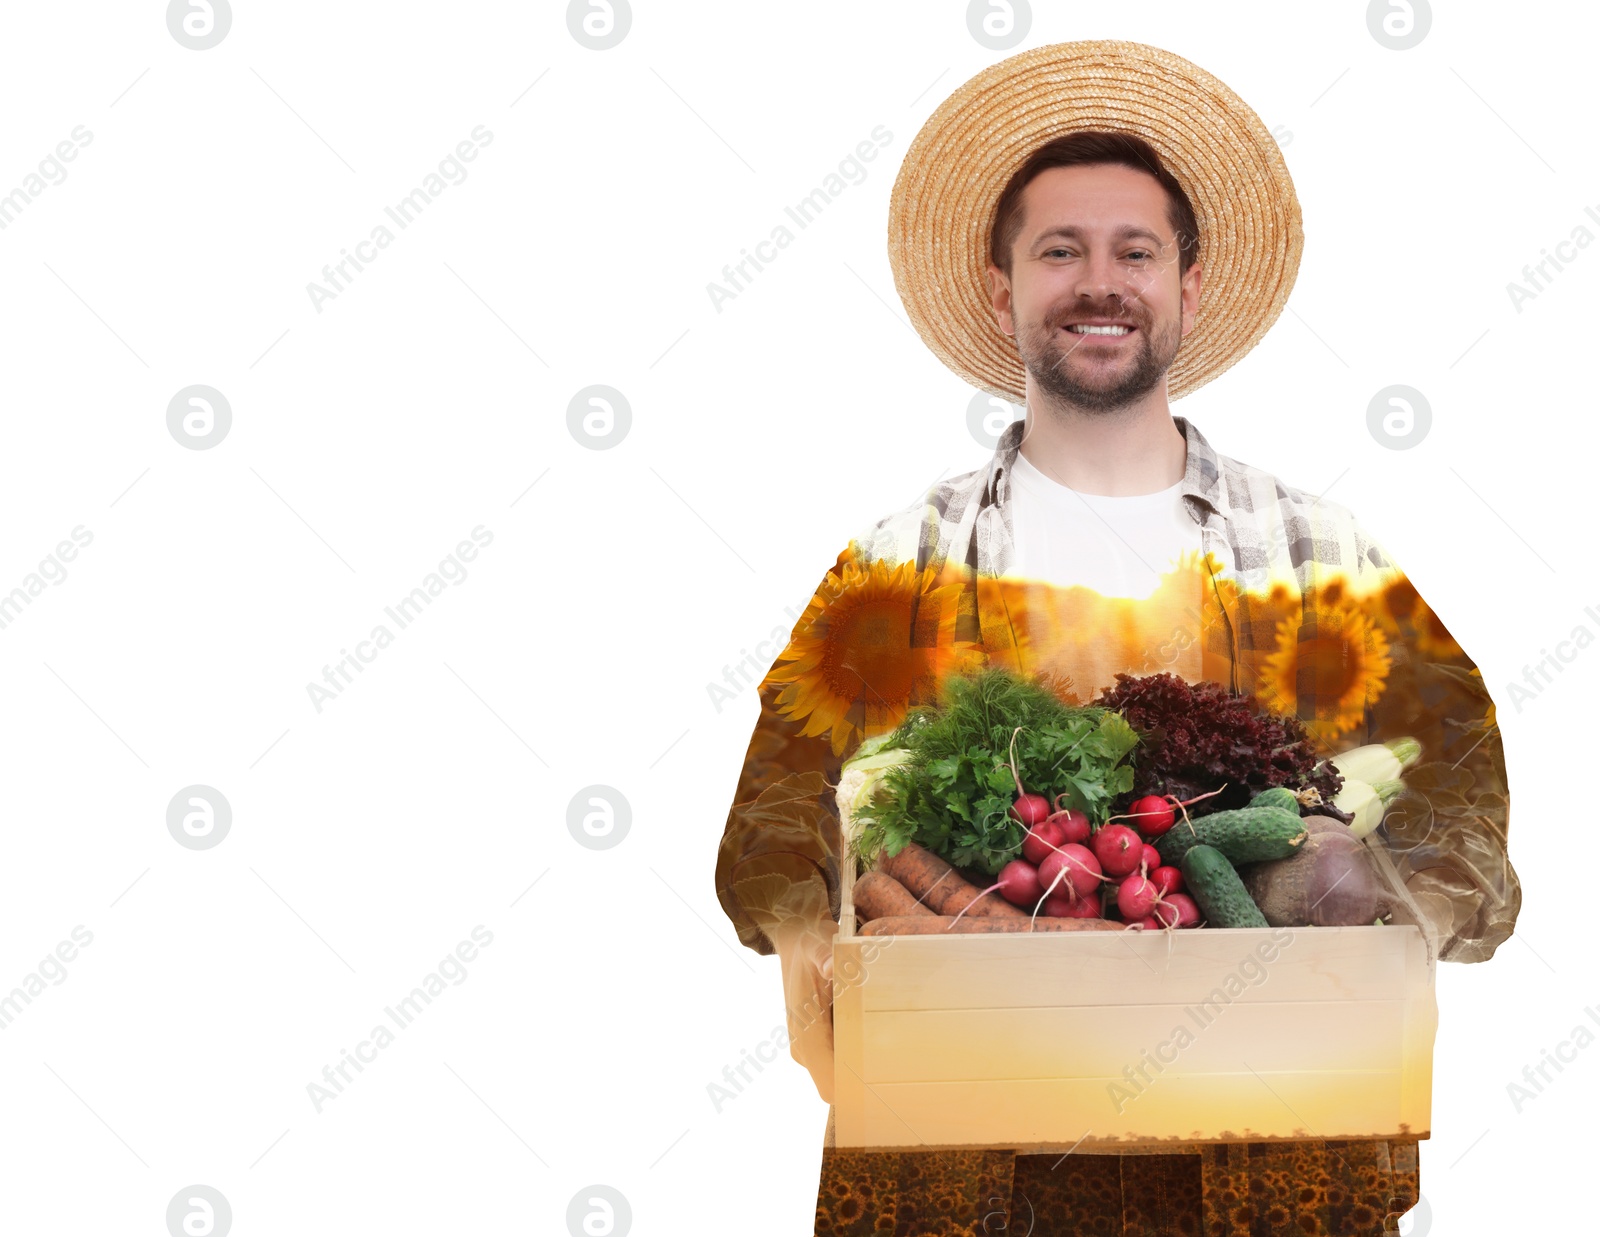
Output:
[1248, 786, 1301, 814]
[1181, 844, 1268, 928]
[1155, 805, 1307, 868]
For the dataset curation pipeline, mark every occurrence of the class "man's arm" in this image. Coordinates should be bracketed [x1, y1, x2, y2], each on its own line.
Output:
[1350, 521, 1520, 963]
[715, 512, 968, 1100]
[713, 542, 865, 1103]
[714, 543, 857, 958]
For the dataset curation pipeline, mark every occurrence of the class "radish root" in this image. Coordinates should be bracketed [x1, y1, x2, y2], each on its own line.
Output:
[1005, 726, 1027, 799]
[947, 882, 1000, 927]
[1029, 852, 1104, 929]
[1105, 784, 1228, 829]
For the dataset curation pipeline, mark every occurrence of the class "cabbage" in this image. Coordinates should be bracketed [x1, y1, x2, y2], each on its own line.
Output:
[836, 738, 911, 839]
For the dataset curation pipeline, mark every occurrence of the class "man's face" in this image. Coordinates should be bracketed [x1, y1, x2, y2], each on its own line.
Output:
[986, 163, 1202, 412]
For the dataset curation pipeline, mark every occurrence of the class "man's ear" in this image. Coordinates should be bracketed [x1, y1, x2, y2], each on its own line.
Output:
[986, 263, 1014, 337]
[1180, 262, 1203, 338]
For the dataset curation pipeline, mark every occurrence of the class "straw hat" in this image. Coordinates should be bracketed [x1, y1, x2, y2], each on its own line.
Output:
[887, 40, 1303, 403]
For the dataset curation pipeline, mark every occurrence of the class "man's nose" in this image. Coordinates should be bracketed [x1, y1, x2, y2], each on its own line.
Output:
[1073, 250, 1130, 306]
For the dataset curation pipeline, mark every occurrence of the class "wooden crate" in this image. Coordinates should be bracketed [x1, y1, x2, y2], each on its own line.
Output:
[831, 849, 1438, 1150]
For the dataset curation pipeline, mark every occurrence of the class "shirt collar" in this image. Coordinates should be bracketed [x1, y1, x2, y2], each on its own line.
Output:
[982, 412, 1227, 521]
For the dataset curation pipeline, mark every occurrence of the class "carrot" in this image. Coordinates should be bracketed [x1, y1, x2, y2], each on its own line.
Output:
[878, 843, 1027, 920]
[852, 870, 935, 922]
[860, 914, 1123, 936]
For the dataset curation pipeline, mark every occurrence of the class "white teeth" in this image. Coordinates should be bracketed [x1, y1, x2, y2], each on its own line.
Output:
[1068, 324, 1132, 335]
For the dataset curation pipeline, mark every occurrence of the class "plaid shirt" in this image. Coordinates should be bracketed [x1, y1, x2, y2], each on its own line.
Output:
[717, 415, 1519, 965]
[856, 416, 1397, 682]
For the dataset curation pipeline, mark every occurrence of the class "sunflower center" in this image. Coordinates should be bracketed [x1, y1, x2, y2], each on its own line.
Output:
[1298, 634, 1363, 705]
[826, 598, 918, 701]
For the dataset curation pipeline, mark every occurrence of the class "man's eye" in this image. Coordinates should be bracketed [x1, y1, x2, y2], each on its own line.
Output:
[1042, 248, 1152, 260]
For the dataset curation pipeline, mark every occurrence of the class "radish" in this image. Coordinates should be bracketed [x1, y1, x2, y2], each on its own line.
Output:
[1091, 824, 1143, 878]
[947, 858, 1043, 924]
[1150, 865, 1184, 897]
[1031, 843, 1104, 930]
[1117, 873, 1161, 921]
[1010, 793, 1051, 828]
[1045, 801, 1092, 845]
[1127, 914, 1163, 930]
[1048, 892, 1102, 919]
[1125, 794, 1176, 836]
[1002, 726, 1053, 829]
[1161, 892, 1202, 928]
[1042, 886, 1100, 918]
[1139, 843, 1161, 874]
[1021, 818, 1066, 866]
[1038, 843, 1101, 900]
[994, 859, 1044, 907]
[1110, 786, 1228, 838]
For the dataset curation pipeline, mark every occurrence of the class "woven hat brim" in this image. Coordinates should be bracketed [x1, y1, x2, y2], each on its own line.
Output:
[887, 40, 1304, 404]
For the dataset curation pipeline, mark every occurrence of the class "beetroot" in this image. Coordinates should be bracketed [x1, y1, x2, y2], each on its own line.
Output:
[1240, 827, 1379, 927]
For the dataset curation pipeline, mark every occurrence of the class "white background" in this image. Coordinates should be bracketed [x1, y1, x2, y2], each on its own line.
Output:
[0, 2, 1586, 1234]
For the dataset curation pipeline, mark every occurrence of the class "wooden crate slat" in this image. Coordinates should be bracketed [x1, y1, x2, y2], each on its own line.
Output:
[855, 926, 1413, 1012]
[859, 999, 1407, 1082]
[851, 1069, 1408, 1147]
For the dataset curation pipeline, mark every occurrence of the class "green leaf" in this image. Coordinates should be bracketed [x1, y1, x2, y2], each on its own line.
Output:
[846, 666, 1147, 876]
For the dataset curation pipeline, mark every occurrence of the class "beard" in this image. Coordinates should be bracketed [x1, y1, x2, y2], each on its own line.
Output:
[1015, 300, 1182, 413]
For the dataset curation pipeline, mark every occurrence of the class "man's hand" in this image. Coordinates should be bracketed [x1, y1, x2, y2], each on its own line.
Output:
[771, 914, 838, 1105]
[733, 865, 840, 1104]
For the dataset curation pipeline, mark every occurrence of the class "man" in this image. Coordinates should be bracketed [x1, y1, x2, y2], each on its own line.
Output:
[716, 40, 1517, 1235]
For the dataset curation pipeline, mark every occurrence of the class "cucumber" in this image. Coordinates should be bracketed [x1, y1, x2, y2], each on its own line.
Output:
[1181, 844, 1268, 928]
[1248, 787, 1301, 814]
[1155, 805, 1307, 868]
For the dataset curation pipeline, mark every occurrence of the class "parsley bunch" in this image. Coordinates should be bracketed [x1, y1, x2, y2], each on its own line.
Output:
[850, 666, 1139, 876]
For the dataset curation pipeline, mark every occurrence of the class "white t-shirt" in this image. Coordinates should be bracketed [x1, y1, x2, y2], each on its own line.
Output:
[1006, 448, 1198, 598]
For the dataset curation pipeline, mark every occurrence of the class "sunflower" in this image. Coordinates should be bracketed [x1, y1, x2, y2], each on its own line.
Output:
[1257, 593, 1393, 745]
[1377, 574, 1419, 629]
[1412, 597, 1465, 661]
[1127, 547, 1231, 682]
[1151, 547, 1231, 608]
[762, 557, 983, 756]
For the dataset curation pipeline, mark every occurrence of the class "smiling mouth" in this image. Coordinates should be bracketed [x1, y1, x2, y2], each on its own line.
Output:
[1063, 323, 1136, 338]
